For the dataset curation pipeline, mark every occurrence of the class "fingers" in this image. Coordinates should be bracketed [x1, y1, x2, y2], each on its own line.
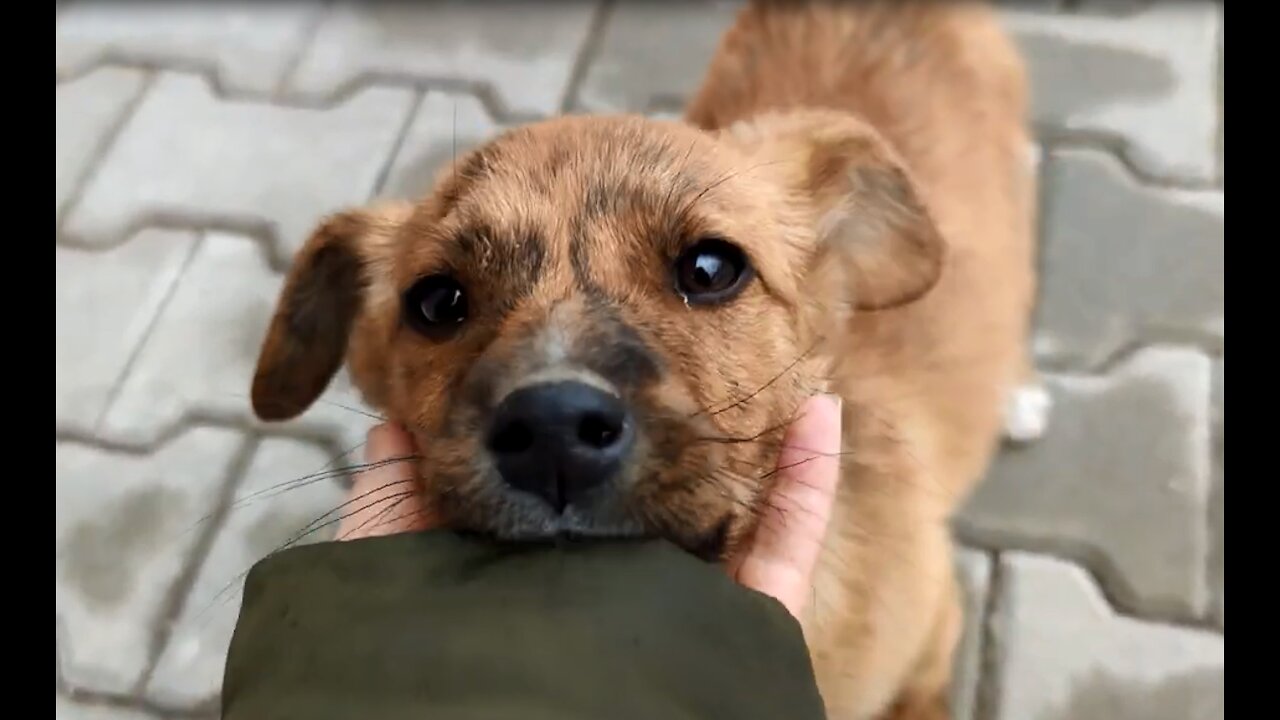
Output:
[336, 423, 436, 541]
[731, 393, 842, 618]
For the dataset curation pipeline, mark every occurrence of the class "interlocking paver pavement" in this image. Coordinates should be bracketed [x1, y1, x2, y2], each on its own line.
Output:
[286, 1, 598, 118]
[95, 231, 376, 448]
[62, 73, 415, 262]
[55, 696, 156, 720]
[56, 230, 198, 435]
[56, 428, 244, 694]
[56, 2, 322, 97]
[55, 67, 148, 220]
[1033, 148, 1224, 369]
[989, 553, 1224, 720]
[1002, 3, 1222, 184]
[54, 3, 1224, 717]
[1209, 360, 1224, 629]
[572, 0, 744, 113]
[959, 346, 1213, 620]
[145, 437, 348, 707]
[951, 551, 992, 720]
[377, 91, 509, 201]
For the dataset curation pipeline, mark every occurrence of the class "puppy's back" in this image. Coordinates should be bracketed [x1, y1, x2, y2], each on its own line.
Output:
[684, 1, 1029, 179]
[686, 0, 1037, 497]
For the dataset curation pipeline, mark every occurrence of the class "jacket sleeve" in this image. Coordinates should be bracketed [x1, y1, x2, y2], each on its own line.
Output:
[220, 530, 828, 720]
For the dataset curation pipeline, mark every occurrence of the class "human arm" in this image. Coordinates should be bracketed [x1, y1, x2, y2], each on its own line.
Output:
[219, 395, 842, 720]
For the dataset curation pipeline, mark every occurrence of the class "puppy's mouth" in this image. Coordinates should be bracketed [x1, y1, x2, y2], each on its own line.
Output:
[685, 514, 733, 562]
[452, 523, 730, 566]
[430, 376, 739, 563]
[448, 489, 733, 563]
[430, 458, 737, 564]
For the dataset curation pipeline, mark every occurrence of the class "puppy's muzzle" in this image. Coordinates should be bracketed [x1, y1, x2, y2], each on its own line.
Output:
[486, 381, 635, 513]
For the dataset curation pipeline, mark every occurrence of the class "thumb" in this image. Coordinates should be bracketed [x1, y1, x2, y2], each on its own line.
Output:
[729, 393, 842, 618]
[337, 423, 434, 540]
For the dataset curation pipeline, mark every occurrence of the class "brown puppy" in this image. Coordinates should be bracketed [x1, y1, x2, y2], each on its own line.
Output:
[250, 2, 1038, 718]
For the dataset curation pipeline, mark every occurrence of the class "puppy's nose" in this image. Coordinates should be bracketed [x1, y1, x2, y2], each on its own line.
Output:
[486, 381, 633, 512]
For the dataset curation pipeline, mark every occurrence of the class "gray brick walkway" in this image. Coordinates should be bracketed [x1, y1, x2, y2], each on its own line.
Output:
[55, 3, 1224, 718]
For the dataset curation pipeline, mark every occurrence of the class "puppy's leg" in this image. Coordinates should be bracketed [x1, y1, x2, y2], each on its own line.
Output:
[1001, 355, 1052, 444]
[1001, 140, 1050, 446]
[876, 572, 964, 720]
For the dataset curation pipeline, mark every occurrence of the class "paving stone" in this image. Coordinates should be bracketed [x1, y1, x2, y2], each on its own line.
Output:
[378, 91, 507, 201]
[286, 1, 598, 117]
[959, 346, 1213, 619]
[990, 553, 1224, 720]
[1001, 3, 1221, 183]
[1209, 359, 1223, 627]
[1033, 148, 1223, 369]
[147, 438, 350, 707]
[1216, 29, 1224, 179]
[573, 0, 744, 113]
[56, 230, 199, 434]
[55, 697, 155, 720]
[63, 73, 414, 260]
[56, 428, 243, 693]
[1069, 0, 1156, 13]
[991, 0, 1062, 10]
[56, 67, 148, 220]
[950, 549, 991, 720]
[98, 232, 379, 447]
[55, 2, 322, 96]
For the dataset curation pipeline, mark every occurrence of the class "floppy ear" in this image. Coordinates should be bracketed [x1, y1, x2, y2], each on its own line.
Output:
[250, 202, 412, 421]
[726, 110, 946, 311]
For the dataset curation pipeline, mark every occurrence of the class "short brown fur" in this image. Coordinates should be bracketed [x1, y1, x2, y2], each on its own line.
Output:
[250, 2, 1037, 718]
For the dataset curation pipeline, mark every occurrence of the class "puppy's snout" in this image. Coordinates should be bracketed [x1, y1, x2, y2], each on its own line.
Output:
[486, 381, 634, 513]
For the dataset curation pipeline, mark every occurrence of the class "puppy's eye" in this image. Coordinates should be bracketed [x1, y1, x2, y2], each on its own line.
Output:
[403, 274, 468, 337]
[674, 238, 752, 303]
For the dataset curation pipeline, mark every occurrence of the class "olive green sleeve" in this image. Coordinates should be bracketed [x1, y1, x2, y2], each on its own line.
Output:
[221, 531, 828, 720]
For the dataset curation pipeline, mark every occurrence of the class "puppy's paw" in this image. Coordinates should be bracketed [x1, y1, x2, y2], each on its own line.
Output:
[1002, 381, 1051, 443]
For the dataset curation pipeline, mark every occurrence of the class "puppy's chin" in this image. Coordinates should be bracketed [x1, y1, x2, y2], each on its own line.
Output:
[435, 479, 643, 539]
[436, 478, 735, 563]
[683, 514, 734, 563]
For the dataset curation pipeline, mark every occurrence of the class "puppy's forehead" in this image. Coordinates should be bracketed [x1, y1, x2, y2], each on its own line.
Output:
[498, 116, 718, 182]
[401, 117, 746, 279]
[472, 120, 734, 221]
[393, 114, 819, 315]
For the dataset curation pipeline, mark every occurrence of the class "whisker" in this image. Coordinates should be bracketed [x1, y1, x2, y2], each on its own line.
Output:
[357, 505, 434, 538]
[696, 337, 824, 418]
[290, 394, 387, 423]
[216, 390, 383, 422]
[214, 455, 420, 525]
[280, 479, 419, 552]
[675, 160, 786, 225]
[326, 437, 372, 472]
[662, 138, 700, 214]
[691, 419, 792, 444]
[189, 489, 419, 625]
[174, 456, 397, 542]
[335, 493, 415, 541]
[312, 397, 385, 422]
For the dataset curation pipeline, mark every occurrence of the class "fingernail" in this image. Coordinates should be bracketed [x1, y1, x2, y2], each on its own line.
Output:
[820, 392, 843, 411]
[364, 423, 398, 459]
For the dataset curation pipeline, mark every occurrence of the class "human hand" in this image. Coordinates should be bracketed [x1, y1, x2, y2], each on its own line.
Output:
[335, 423, 437, 539]
[723, 392, 841, 619]
[336, 393, 842, 620]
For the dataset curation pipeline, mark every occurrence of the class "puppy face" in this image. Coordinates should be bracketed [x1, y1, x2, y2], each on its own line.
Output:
[251, 111, 945, 560]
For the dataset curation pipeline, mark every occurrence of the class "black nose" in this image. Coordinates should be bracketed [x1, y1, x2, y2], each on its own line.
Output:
[486, 381, 633, 513]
